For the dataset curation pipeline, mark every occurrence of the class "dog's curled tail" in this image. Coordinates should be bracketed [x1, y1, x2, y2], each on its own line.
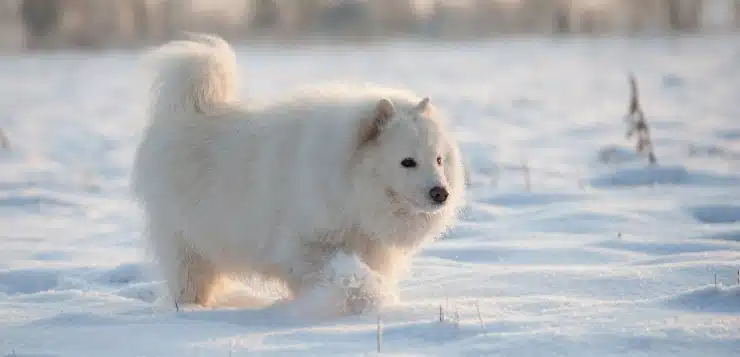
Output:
[143, 33, 238, 118]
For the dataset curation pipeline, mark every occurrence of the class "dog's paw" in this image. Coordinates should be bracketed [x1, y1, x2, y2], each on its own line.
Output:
[340, 272, 398, 315]
[293, 252, 399, 317]
[343, 285, 374, 315]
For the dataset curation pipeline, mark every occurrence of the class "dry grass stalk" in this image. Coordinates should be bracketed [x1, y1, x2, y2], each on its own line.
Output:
[625, 73, 657, 165]
[0, 128, 10, 150]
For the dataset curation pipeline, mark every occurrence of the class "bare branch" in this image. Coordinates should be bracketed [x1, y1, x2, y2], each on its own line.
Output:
[624, 73, 658, 165]
[628, 72, 639, 116]
[0, 128, 10, 150]
[377, 314, 382, 353]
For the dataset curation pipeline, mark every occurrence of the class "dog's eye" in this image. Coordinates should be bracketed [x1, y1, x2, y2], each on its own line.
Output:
[401, 158, 417, 168]
[436, 156, 442, 166]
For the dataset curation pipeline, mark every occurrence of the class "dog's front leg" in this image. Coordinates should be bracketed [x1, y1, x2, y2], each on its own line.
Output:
[287, 251, 392, 319]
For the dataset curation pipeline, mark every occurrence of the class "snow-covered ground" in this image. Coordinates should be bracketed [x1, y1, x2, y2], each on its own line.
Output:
[1, 34, 740, 356]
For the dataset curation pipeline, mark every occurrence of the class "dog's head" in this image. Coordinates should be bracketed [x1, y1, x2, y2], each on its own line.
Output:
[355, 96, 465, 215]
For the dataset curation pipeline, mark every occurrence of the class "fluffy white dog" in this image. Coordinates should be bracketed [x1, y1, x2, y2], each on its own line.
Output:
[131, 34, 466, 318]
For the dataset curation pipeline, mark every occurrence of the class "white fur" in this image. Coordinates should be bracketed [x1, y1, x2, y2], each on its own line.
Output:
[131, 34, 466, 317]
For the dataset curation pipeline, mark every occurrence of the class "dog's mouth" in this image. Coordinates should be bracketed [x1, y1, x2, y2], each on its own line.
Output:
[386, 188, 443, 215]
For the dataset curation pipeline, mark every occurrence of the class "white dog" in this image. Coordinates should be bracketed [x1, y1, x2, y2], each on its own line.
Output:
[131, 34, 466, 318]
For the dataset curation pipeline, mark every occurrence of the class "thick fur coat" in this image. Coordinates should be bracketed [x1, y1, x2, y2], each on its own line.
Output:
[131, 34, 466, 318]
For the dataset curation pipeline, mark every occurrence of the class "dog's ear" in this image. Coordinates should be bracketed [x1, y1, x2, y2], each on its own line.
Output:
[359, 98, 396, 145]
[415, 97, 431, 113]
[375, 98, 396, 127]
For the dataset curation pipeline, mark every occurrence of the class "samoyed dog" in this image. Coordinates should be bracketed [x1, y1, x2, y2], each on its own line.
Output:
[132, 34, 466, 318]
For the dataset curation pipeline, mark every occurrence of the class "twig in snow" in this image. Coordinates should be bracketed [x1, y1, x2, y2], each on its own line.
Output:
[464, 162, 472, 187]
[376, 314, 382, 353]
[0, 128, 9, 150]
[521, 160, 531, 192]
[625, 73, 658, 165]
[438, 301, 461, 328]
[474, 301, 485, 331]
[496, 161, 582, 189]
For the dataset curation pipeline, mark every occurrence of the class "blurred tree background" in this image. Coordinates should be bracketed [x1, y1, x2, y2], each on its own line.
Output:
[0, 0, 738, 51]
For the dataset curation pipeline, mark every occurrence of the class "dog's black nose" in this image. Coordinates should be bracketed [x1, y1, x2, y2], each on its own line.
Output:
[429, 186, 449, 204]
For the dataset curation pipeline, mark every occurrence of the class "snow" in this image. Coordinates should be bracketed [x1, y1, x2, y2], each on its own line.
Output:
[2, 34, 740, 356]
